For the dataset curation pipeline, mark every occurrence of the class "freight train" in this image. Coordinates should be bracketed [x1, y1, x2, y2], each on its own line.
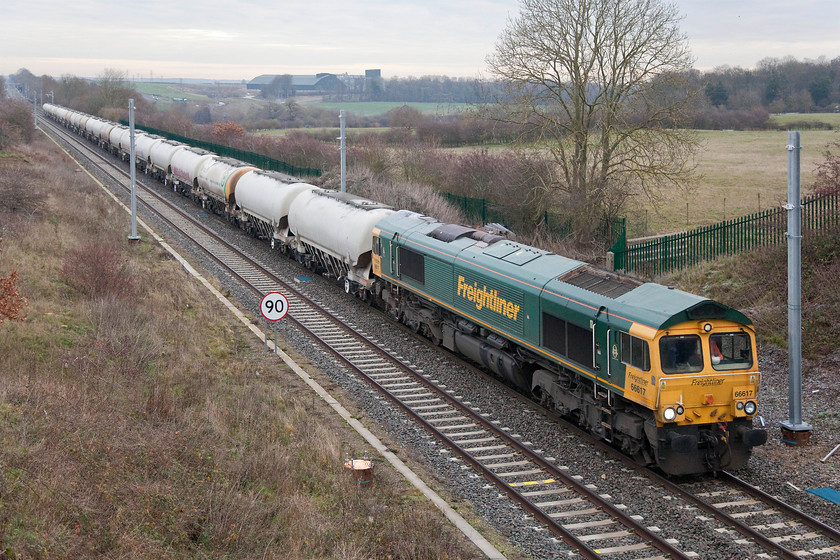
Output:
[42, 103, 768, 475]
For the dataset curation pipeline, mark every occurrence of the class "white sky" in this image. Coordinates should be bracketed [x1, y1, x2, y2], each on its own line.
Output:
[2, 0, 838, 81]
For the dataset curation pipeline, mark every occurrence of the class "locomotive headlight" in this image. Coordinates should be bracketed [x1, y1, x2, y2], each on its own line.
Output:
[663, 407, 677, 422]
[744, 401, 757, 415]
[736, 401, 745, 410]
[676, 405, 685, 415]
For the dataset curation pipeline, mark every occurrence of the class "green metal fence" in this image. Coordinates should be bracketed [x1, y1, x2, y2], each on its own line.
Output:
[613, 191, 840, 277]
[441, 193, 579, 239]
[120, 122, 321, 178]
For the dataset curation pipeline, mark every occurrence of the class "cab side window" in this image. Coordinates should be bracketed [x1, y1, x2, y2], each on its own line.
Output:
[620, 332, 650, 371]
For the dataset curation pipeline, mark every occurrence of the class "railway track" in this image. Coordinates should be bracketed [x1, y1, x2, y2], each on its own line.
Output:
[41, 115, 840, 559]
[42, 117, 699, 559]
[674, 472, 840, 559]
[545, 405, 840, 559]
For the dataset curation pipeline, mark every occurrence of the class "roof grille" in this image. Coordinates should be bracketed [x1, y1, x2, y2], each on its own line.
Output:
[559, 267, 641, 299]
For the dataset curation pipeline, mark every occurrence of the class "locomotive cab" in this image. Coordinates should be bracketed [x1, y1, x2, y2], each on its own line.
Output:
[645, 319, 767, 474]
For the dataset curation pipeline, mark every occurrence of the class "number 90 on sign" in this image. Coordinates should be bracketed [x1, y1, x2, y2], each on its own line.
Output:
[260, 292, 289, 321]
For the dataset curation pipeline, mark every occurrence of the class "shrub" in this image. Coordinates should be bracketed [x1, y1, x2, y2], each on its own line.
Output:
[0, 162, 47, 218]
[0, 99, 35, 149]
[812, 141, 840, 196]
[61, 241, 135, 298]
[0, 239, 27, 323]
[688, 107, 771, 130]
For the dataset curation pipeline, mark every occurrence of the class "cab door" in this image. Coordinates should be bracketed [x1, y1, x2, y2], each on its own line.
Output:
[594, 306, 613, 387]
[389, 232, 399, 278]
[606, 328, 626, 392]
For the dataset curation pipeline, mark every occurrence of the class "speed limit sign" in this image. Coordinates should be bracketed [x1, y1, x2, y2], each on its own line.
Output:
[260, 292, 289, 321]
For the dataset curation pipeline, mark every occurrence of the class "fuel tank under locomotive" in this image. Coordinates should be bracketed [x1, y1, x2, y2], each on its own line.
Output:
[438, 322, 531, 390]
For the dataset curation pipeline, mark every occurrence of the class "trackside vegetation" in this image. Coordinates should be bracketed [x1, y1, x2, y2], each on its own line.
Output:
[0, 121, 501, 558]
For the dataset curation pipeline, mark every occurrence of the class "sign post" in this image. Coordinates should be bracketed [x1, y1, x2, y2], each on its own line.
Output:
[260, 292, 289, 353]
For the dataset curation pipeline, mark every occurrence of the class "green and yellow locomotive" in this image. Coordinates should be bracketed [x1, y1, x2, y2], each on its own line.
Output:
[370, 210, 767, 476]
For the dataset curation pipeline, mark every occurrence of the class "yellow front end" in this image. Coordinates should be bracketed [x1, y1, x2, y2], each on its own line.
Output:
[652, 319, 760, 426]
[641, 319, 767, 473]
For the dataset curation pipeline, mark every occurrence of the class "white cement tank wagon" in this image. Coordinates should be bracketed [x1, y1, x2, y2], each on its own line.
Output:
[289, 190, 393, 292]
[234, 170, 318, 248]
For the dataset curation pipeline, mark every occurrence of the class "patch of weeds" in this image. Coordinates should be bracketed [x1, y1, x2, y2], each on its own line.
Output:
[4, 518, 49, 559]
[21, 334, 50, 359]
[61, 242, 135, 298]
[0, 402, 21, 425]
[58, 336, 76, 348]
[206, 336, 232, 359]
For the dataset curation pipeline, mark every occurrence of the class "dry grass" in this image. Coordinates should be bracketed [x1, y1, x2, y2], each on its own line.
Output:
[627, 129, 839, 236]
[0, 137, 488, 558]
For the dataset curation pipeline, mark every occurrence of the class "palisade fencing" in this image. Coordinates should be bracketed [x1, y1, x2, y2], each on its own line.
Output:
[613, 191, 840, 277]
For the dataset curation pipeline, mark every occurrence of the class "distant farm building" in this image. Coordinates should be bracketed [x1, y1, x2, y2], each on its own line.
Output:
[248, 70, 382, 98]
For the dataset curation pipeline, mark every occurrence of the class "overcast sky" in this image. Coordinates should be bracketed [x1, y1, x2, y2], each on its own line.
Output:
[2, 0, 838, 81]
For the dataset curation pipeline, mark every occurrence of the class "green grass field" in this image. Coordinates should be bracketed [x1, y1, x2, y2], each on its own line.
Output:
[131, 81, 209, 101]
[770, 112, 840, 127]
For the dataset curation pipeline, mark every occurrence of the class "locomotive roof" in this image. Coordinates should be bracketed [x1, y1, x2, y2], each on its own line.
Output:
[376, 211, 753, 332]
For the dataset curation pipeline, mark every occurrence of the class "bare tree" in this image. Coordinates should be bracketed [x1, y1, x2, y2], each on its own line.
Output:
[262, 74, 295, 100]
[97, 67, 128, 110]
[487, 0, 699, 242]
